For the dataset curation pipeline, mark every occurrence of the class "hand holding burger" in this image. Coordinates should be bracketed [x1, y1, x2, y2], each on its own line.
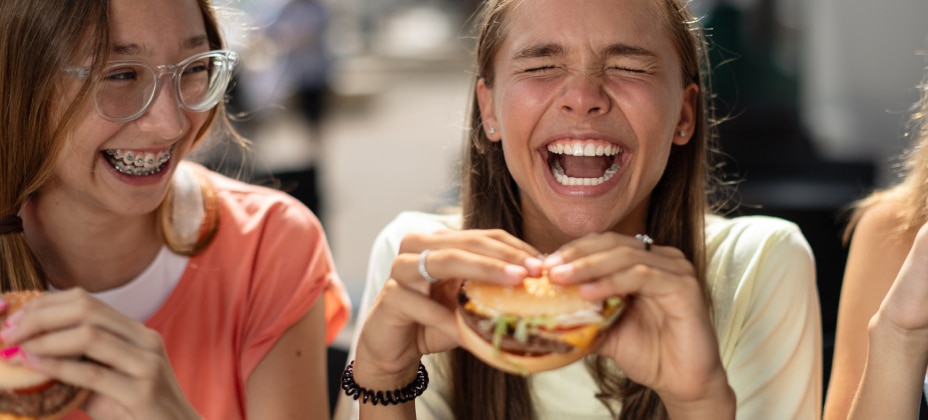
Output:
[0, 291, 86, 420]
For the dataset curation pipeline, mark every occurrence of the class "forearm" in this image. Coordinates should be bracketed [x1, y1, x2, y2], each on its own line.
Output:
[849, 318, 928, 419]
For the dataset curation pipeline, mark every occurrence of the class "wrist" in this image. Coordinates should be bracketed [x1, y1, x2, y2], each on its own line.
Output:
[869, 313, 928, 364]
[660, 377, 735, 420]
[344, 359, 428, 406]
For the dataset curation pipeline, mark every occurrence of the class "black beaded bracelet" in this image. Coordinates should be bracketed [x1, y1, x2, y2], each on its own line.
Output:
[341, 360, 429, 406]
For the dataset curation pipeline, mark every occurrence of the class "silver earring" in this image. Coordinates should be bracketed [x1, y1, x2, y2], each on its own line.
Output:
[678, 130, 686, 137]
[488, 127, 496, 135]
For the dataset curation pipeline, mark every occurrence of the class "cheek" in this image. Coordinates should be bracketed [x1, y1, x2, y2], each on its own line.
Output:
[497, 83, 551, 126]
[182, 112, 211, 150]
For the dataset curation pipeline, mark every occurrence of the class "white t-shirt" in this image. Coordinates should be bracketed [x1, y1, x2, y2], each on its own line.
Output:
[346, 212, 823, 420]
[49, 246, 188, 323]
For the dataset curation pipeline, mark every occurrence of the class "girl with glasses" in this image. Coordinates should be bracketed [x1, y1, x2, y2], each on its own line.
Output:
[0, 0, 349, 418]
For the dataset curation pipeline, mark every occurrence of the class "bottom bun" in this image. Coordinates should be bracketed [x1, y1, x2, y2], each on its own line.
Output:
[455, 310, 598, 375]
[0, 386, 88, 420]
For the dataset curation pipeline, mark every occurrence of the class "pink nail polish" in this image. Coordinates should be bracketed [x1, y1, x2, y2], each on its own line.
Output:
[3, 309, 23, 329]
[0, 346, 22, 360]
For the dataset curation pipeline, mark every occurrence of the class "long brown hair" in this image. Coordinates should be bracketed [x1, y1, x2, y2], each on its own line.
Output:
[0, 0, 230, 291]
[453, 0, 720, 418]
[844, 62, 928, 239]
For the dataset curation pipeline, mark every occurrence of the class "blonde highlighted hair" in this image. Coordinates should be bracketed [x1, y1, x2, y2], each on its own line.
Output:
[0, 0, 232, 291]
[845, 62, 928, 239]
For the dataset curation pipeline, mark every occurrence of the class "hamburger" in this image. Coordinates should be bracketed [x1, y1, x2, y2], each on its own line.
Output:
[455, 273, 624, 375]
[0, 291, 87, 420]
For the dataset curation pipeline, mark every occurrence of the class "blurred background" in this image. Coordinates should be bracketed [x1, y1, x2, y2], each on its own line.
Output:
[205, 0, 928, 415]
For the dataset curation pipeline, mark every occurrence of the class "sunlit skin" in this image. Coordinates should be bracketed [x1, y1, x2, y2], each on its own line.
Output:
[23, 0, 209, 292]
[353, 2, 739, 420]
[476, 0, 697, 254]
[11, 1, 332, 417]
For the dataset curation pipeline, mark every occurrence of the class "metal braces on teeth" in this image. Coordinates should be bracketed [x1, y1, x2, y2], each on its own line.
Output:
[104, 147, 172, 175]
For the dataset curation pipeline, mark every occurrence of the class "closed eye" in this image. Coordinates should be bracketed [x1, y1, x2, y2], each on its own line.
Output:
[607, 66, 646, 74]
[525, 65, 557, 73]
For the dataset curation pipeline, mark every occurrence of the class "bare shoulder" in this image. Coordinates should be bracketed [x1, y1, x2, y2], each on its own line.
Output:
[851, 199, 916, 255]
[844, 199, 917, 297]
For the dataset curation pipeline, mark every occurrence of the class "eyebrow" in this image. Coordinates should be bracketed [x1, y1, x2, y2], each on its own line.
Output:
[110, 35, 209, 56]
[512, 42, 657, 60]
[513, 43, 564, 60]
[602, 43, 657, 59]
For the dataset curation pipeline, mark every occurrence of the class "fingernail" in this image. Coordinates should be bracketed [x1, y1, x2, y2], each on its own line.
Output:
[21, 352, 40, 368]
[524, 257, 543, 275]
[503, 264, 527, 284]
[0, 325, 16, 343]
[579, 282, 597, 295]
[543, 252, 563, 267]
[0, 346, 22, 360]
[3, 309, 24, 329]
[549, 263, 573, 279]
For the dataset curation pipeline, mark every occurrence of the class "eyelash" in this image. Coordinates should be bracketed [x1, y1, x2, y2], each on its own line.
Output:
[526, 65, 556, 73]
[524, 65, 646, 74]
[608, 66, 646, 74]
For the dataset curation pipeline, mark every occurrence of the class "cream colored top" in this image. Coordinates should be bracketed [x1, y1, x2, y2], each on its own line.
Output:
[346, 212, 822, 419]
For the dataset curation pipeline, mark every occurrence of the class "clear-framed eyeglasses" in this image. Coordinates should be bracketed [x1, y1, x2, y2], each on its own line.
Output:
[65, 50, 239, 122]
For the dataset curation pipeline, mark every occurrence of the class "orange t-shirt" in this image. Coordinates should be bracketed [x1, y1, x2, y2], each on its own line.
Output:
[66, 164, 350, 419]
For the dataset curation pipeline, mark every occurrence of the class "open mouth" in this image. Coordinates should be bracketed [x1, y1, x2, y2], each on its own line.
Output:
[102, 146, 173, 176]
[546, 140, 623, 186]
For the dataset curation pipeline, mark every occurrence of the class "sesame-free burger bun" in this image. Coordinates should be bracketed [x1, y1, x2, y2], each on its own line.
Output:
[455, 274, 624, 375]
[0, 291, 88, 420]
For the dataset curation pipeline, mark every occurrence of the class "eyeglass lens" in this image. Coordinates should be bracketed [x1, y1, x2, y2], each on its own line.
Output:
[95, 53, 232, 121]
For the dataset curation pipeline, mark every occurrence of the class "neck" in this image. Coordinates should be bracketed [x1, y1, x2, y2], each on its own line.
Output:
[21, 195, 163, 292]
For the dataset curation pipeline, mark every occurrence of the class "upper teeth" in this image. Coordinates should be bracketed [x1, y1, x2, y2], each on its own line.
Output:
[104, 147, 173, 176]
[547, 142, 621, 157]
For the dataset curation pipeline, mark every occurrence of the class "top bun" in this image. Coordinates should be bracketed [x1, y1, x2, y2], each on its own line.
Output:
[0, 291, 50, 390]
[463, 274, 600, 316]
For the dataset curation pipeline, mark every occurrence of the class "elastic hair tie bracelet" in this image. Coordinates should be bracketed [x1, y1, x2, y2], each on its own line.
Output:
[341, 360, 429, 406]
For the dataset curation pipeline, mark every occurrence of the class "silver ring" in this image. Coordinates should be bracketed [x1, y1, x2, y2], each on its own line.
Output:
[635, 234, 653, 251]
[418, 249, 438, 283]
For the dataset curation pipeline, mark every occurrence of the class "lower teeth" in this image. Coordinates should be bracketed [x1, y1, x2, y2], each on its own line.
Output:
[110, 160, 165, 176]
[551, 161, 620, 186]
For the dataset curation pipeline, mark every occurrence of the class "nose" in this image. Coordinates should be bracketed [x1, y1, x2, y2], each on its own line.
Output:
[558, 73, 610, 117]
[135, 75, 188, 140]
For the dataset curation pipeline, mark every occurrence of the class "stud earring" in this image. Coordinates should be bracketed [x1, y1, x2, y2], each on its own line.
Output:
[678, 130, 686, 137]
[488, 127, 496, 135]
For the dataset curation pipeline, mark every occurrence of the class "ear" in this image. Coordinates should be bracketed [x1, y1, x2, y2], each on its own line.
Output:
[672, 83, 699, 146]
[476, 78, 501, 142]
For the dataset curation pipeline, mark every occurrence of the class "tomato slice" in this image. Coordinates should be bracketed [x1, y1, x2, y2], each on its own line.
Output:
[13, 379, 54, 395]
